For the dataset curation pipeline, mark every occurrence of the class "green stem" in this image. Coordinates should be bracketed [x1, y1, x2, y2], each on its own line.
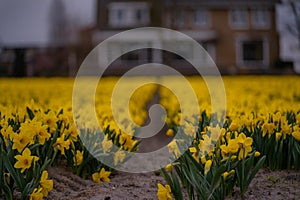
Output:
[241, 149, 245, 198]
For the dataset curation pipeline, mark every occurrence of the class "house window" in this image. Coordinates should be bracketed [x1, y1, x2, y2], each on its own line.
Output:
[201, 42, 216, 62]
[251, 9, 270, 29]
[136, 9, 142, 21]
[116, 9, 124, 22]
[194, 9, 209, 27]
[230, 9, 248, 29]
[108, 2, 150, 28]
[175, 10, 185, 27]
[237, 38, 269, 68]
[135, 8, 149, 25]
[109, 8, 126, 27]
[242, 41, 263, 61]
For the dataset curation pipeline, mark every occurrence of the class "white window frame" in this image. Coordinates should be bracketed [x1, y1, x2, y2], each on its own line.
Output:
[201, 42, 216, 62]
[194, 9, 210, 27]
[175, 10, 185, 27]
[236, 35, 269, 68]
[109, 8, 126, 27]
[251, 9, 270, 29]
[108, 2, 150, 28]
[229, 9, 248, 29]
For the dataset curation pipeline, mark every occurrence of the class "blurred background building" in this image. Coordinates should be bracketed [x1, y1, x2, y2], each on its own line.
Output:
[0, 0, 95, 76]
[276, 0, 300, 73]
[0, 0, 299, 76]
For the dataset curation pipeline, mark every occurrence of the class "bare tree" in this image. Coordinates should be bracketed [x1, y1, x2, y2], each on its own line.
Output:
[48, 0, 67, 47]
[285, 0, 300, 48]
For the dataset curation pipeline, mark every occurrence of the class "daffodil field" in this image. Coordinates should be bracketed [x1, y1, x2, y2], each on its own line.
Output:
[0, 76, 300, 200]
[0, 77, 152, 199]
[160, 76, 300, 199]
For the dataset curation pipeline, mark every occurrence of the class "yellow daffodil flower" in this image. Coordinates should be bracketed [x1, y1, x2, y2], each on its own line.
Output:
[292, 131, 300, 141]
[262, 122, 275, 138]
[236, 133, 253, 160]
[168, 139, 180, 158]
[92, 168, 111, 183]
[11, 132, 31, 153]
[189, 147, 197, 153]
[102, 135, 113, 153]
[204, 160, 212, 175]
[53, 134, 70, 155]
[201, 156, 206, 164]
[114, 150, 126, 165]
[73, 150, 83, 166]
[254, 151, 261, 157]
[33, 122, 50, 145]
[222, 171, 229, 180]
[14, 148, 39, 173]
[4, 173, 10, 185]
[198, 135, 214, 155]
[166, 129, 174, 137]
[157, 183, 172, 200]
[41, 111, 58, 133]
[0, 125, 14, 146]
[39, 170, 53, 197]
[165, 163, 173, 172]
[30, 188, 43, 200]
[229, 121, 239, 131]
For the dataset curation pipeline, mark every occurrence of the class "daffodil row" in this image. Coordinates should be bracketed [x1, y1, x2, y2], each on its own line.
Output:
[160, 76, 300, 169]
[158, 76, 300, 200]
[0, 77, 157, 199]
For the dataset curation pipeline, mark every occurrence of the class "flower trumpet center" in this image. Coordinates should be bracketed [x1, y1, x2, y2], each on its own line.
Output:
[23, 159, 29, 166]
[238, 142, 245, 149]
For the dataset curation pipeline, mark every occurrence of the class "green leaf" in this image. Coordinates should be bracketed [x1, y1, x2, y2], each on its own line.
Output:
[247, 155, 266, 188]
[210, 165, 226, 193]
[291, 147, 299, 169]
[2, 185, 12, 200]
[161, 167, 173, 187]
[1, 152, 25, 190]
[1, 173, 13, 200]
[170, 170, 183, 200]
[183, 154, 211, 199]
[294, 141, 300, 155]
[40, 157, 51, 172]
[26, 107, 35, 120]
[29, 143, 40, 152]
[21, 180, 35, 200]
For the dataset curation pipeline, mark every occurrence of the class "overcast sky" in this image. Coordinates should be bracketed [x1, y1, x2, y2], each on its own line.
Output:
[0, 0, 96, 47]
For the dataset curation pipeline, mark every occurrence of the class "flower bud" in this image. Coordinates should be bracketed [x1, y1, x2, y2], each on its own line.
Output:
[254, 151, 261, 157]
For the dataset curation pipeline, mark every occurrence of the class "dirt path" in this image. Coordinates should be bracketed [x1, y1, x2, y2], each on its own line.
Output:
[47, 89, 169, 200]
[137, 90, 172, 153]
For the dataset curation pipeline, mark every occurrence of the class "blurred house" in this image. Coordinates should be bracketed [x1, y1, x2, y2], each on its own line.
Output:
[92, 0, 280, 75]
[0, 0, 287, 76]
[276, 0, 300, 73]
[0, 0, 95, 77]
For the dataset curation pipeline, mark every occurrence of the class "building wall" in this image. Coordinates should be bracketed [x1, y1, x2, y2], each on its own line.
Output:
[211, 7, 279, 72]
[93, 0, 279, 74]
[276, 1, 300, 73]
[212, 9, 236, 70]
[96, 0, 162, 30]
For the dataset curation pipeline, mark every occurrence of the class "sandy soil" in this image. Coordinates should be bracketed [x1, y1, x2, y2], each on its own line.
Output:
[47, 165, 164, 200]
[46, 165, 300, 200]
[227, 168, 300, 200]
